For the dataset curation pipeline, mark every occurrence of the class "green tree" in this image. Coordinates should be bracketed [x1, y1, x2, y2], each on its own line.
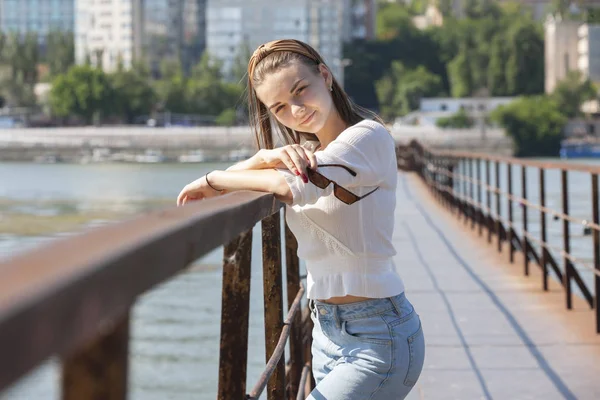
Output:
[375, 61, 443, 120]
[448, 44, 473, 97]
[45, 30, 75, 77]
[110, 69, 157, 123]
[215, 108, 237, 126]
[487, 35, 507, 95]
[376, 2, 415, 40]
[231, 40, 252, 83]
[491, 96, 567, 156]
[436, 108, 474, 128]
[551, 71, 597, 119]
[505, 20, 544, 95]
[49, 65, 114, 124]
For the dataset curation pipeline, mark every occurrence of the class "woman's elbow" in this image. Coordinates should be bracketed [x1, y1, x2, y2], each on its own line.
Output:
[273, 180, 293, 205]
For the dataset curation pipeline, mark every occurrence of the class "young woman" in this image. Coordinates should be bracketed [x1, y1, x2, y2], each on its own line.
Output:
[177, 39, 425, 399]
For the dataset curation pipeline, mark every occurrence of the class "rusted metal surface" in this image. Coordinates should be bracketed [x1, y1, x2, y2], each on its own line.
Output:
[61, 312, 129, 400]
[522, 166, 529, 276]
[218, 229, 253, 400]
[486, 160, 492, 243]
[248, 283, 305, 400]
[0, 191, 282, 392]
[593, 174, 600, 333]
[562, 170, 573, 309]
[285, 219, 303, 400]
[261, 212, 286, 400]
[540, 168, 549, 291]
[508, 165, 514, 263]
[495, 161, 502, 252]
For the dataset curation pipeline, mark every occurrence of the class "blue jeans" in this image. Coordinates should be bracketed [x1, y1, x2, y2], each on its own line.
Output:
[308, 292, 425, 400]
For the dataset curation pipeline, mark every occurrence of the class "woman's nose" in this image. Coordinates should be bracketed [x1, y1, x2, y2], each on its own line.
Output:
[291, 104, 306, 118]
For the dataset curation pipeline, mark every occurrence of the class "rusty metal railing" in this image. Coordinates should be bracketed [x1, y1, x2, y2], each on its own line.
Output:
[398, 140, 600, 333]
[0, 191, 315, 399]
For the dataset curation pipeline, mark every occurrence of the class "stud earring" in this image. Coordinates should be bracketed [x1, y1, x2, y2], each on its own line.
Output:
[329, 85, 333, 92]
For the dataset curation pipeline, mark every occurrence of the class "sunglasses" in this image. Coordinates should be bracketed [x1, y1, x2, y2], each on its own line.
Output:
[306, 164, 379, 205]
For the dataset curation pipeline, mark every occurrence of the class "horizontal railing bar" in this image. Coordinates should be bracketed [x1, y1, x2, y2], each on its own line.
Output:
[417, 152, 600, 231]
[429, 148, 600, 174]
[0, 191, 283, 392]
[433, 178, 597, 279]
[247, 283, 306, 400]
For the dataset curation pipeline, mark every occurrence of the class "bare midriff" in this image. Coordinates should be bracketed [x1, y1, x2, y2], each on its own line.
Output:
[319, 294, 374, 305]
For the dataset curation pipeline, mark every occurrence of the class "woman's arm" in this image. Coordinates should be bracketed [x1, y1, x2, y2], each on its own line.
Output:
[176, 169, 293, 206]
[226, 146, 317, 176]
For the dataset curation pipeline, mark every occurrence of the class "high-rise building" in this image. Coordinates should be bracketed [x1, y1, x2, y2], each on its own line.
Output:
[206, 0, 348, 84]
[75, 0, 205, 73]
[342, 0, 377, 42]
[543, 15, 600, 93]
[0, 0, 75, 47]
[578, 23, 600, 86]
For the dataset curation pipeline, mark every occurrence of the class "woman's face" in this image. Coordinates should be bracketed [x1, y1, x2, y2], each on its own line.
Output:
[254, 62, 334, 134]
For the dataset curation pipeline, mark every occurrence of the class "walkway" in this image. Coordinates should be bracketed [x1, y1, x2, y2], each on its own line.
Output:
[397, 173, 600, 400]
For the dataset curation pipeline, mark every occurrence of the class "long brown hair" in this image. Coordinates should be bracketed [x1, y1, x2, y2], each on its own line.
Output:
[247, 39, 383, 150]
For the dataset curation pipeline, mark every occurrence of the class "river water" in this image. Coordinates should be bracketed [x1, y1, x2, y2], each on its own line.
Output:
[1, 158, 599, 399]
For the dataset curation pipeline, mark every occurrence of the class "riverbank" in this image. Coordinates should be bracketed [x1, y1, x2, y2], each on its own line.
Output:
[0, 126, 514, 163]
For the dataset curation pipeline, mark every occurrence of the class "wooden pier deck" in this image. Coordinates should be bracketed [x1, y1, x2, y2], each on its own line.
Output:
[398, 172, 600, 400]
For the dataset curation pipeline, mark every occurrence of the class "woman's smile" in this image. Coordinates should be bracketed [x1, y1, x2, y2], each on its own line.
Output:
[301, 111, 316, 126]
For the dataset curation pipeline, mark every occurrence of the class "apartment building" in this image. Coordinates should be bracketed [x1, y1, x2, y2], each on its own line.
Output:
[75, 0, 205, 73]
[0, 0, 74, 48]
[206, 0, 347, 84]
[545, 15, 600, 93]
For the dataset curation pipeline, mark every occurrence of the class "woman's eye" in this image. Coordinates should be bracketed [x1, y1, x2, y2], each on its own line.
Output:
[295, 86, 307, 95]
[275, 105, 285, 114]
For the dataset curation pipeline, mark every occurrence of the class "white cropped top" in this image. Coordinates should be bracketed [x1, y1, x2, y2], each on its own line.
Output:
[277, 119, 405, 300]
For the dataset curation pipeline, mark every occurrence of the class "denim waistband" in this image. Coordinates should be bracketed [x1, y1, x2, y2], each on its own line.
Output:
[310, 292, 406, 322]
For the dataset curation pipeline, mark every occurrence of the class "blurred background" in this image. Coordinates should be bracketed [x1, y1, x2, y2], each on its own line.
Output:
[1, 0, 600, 399]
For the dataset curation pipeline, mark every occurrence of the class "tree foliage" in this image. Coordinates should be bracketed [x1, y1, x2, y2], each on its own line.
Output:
[375, 61, 443, 120]
[491, 97, 568, 157]
[550, 71, 597, 119]
[49, 65, 115, 124]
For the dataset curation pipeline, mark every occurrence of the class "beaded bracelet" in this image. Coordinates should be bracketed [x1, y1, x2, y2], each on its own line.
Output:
[205, 172, 223, 192]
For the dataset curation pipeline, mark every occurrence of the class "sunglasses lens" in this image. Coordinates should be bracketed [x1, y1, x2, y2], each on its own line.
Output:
[307, 170, 330, 189]
[334, 185, 358, 205]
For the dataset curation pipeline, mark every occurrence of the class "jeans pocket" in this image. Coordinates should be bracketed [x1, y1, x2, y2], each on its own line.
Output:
[340, 318, 392, 346]
[403, 319, 425, 387]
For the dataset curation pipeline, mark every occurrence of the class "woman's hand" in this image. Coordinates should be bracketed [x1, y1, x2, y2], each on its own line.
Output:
[259, 145, 317, 181]
[176, 174, 223, 206]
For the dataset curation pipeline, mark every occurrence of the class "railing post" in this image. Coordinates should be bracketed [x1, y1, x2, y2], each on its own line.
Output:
[508, 164, 514, 263]
[522, 165, 529, 276]
[218, 230, 253, 400]
[467, 158, 475, 229]
[285, 218, 302, 400]
[262, 212, 286, 399]
[477, 159, 482, 236]
[592, 173, 600, 333]
[540, 168, 548, 291]
[486, 160, 492, 242]
[61, 313, 130, 400]
[496, 161, 502, 252]
[448, 160, 455, 214]
[462, 158, 469, 225]
[562, 170, 573, 309]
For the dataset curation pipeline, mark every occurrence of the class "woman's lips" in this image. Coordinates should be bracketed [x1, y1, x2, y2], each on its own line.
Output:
[301, 111, 315, 126]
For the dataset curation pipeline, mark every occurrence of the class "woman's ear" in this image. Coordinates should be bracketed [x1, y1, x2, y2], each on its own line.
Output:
[318, 63, 332, 88]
